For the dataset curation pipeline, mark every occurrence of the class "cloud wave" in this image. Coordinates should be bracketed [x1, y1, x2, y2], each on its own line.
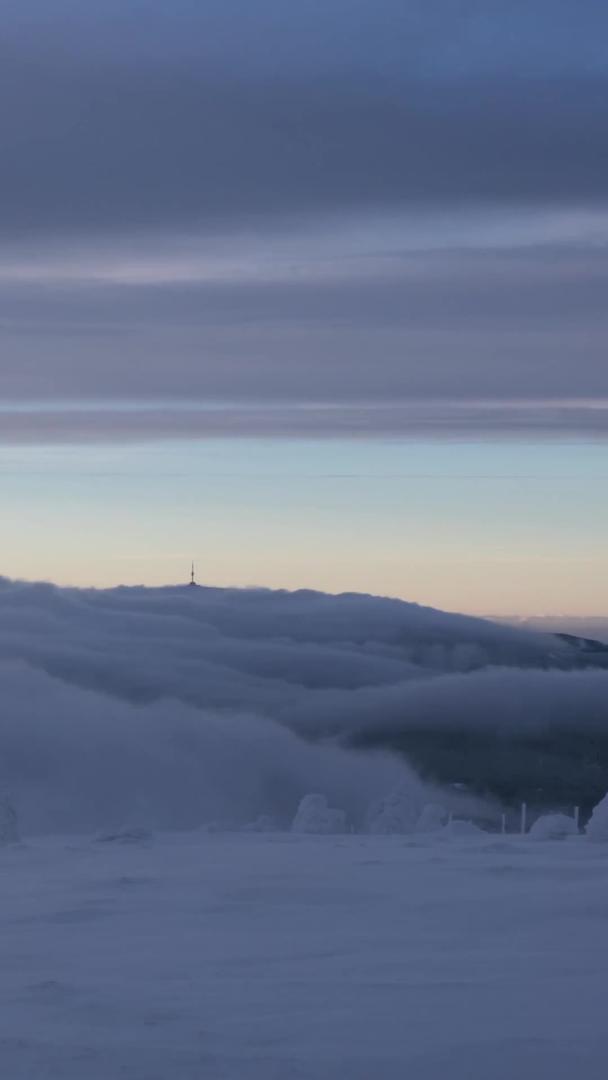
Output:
[1, 579, 607, 831]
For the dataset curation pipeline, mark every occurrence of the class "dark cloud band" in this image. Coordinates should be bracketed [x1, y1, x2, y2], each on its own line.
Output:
[1, 401, 607, 443]
[2, 0, 608, 236]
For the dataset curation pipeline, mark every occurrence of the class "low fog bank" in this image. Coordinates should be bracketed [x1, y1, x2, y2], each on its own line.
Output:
[0, 663, 422, 835]
[0, 661, 493, 837]
[343, 667, 608, 810]
[0, 577, 591, 712]
[1, 578, 607, 827]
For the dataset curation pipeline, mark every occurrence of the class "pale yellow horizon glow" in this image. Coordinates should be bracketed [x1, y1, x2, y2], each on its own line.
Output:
[2, 436, 606, 618]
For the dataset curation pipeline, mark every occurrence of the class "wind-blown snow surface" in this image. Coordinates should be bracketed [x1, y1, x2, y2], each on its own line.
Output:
[2, 830, 608, 1080]
[1, 577, 608, 830]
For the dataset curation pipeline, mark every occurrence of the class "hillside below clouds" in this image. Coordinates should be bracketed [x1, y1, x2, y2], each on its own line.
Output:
[1, 578, 608, 824]
[497, 614, 608, 647]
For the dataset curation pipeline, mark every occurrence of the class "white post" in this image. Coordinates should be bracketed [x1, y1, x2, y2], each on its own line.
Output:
[501, 813, 507, 835]
[520, 802, 527, 835]
[574, 806, 580, 832]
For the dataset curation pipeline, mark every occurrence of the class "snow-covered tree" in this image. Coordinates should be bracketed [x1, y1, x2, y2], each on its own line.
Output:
[529, 813, 578, 840]
[292, 793, 346, 835]
[365, 784, 419, 834]
[586, 793, 608, 841]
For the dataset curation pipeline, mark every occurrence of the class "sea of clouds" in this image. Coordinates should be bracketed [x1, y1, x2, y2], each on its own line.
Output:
[1, 578, 607, 835]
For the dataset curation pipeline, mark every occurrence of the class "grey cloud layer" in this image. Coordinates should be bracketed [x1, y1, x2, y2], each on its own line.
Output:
[2, 239, 608, 415]
[2, 2, 608, 235]
[0, 578, 561, 713]
[1, 67, 606, 238]
[1, 402, 608, 443]
[1, 1, 607, 434]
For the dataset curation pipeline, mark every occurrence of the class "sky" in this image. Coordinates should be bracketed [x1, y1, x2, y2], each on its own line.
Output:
[1, 0, 607, 613]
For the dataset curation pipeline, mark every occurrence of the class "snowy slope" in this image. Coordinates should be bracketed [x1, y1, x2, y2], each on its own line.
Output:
[1, 830, 607, 1080]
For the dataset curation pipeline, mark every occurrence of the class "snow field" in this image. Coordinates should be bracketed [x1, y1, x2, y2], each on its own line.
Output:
[1, 829, 608, 1080]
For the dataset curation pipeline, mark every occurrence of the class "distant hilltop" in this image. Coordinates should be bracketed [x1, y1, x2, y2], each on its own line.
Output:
[493, 614, 608, 647]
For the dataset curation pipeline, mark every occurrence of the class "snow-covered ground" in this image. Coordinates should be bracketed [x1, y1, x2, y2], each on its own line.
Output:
[2, 830, 608, 1079]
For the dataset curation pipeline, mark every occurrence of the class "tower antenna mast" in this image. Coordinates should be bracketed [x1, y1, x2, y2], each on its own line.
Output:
[189, 561, 196, 586]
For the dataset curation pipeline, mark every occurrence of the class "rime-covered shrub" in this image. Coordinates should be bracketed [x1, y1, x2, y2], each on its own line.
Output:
[415, 803, 447, 833]
[529, 813, 578, 840]
[365, 785, 419, 834]
[244, 814, 279, 832]
[445, 819, 484, 837]
[292, 793, 346, 835]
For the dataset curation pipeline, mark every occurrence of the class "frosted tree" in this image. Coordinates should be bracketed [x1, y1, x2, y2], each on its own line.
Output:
[586, 792, 608, 841]
[292, 793, 346, 834]
[529, 813, 578, 840]
[365, 784, 420, 834]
